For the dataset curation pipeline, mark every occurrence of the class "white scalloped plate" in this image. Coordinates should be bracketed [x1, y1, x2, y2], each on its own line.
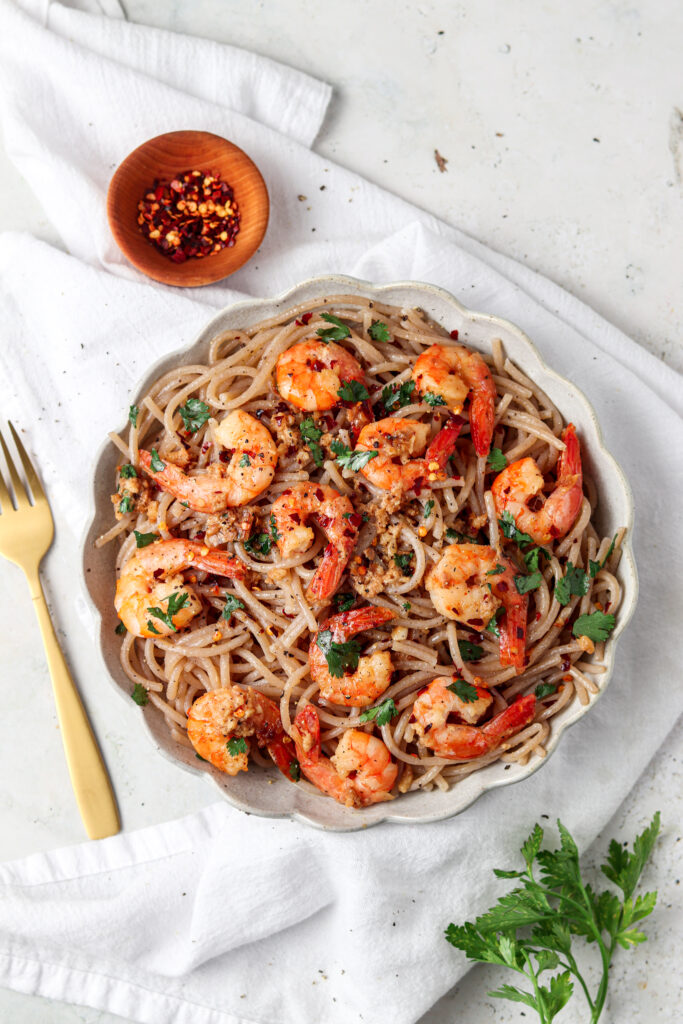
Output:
[82, 276, 637, 831]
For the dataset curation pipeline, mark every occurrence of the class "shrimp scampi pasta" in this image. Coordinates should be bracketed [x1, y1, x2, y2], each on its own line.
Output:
[101, 295, 626, 808]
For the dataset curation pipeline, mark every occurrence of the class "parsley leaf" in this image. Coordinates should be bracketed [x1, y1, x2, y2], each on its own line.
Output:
[118, 496, 132, 515]
[486, 564, 506, 576]
[119, 463, 137, 479]
[115, 621, 126, 636]
[447, 679, 479, 703]
[334, 591, 356, 612]
[402, 602, 411, 611]
[131, 683, 148, 706]
[150, 448, 165, 472]
[270, 512, 280, 542]
[555, 563, 590, 607]
[514, 571, 543, 594]
[358, 697, 398, 726]
[299, 418, 324, 467]
[458, 640, 484, 662]
[423, 499, 435, 519]
[128, 404, 139, 427]
[487, 447, 508, 472]
[485, 607, 504, 636]
[446, 527, 481, 545]
[147, 591, 190, 632]
[382, 379, 415, 412]
[423, 391, 447, 407]
[222, 594, 245, 621]
[316, 312, 351, 342]
[535, 682, 558, 699]
[288, 760, 301, 781]
[337, 379, 369, 403]
[368, 320, 390, 342]
[134, 530, 158, 548]
[523, 546, 543, 573]
[498, 511, 534, 549]
[394, 552, 414, 575]
[331, 440, 378, 472]
[316, 630, 361, 677]
[239, 453, 251, 467]
[589, 535, 618, 578]
[178, 397, 210, 433]
[572, 611, 616, 642]
[227, 737, 248, 756]
[146, 620, 161, 635]
[244, 533, 272, 556]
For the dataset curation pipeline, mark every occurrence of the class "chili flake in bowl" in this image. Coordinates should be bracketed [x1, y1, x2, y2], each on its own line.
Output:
[107, 130, 269, 287]
[138, 170, 240, 263]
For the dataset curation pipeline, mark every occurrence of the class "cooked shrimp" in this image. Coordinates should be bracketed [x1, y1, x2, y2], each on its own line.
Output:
[187, 685, 297, 777]
[115, 538, 245, 639]
[276, 339, 365, 411]
[355, 416, 463, 492]
[425, 543, 528, 672]
[412, 677, 536, 759]
[271, 482, 359, 601]
[139, 410, 277, 513]
[291, 705, 398, 806]
[491, 424, 583, 545]
[411, 343, 496, 456]
[309, 606, 396, 706]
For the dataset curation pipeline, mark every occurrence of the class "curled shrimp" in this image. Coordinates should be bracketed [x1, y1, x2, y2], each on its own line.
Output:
[139, 409, 278, 513]
[271, 482, 360, 601]
[491, 423, 583, 545]
[425, 543, 528, 672]
[411, 343, 496, 456]
[187, 685, 297, 777]
[291, 705, 398, 807]
[276, 339, 365, 411]
[412, 677, 536, 759]
[309, 606, 396, 707]
[354, 416, 463, 492]
[114, 538, 245, 639]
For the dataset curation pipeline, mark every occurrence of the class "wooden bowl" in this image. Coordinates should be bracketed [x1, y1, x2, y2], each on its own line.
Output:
[107, 130, 269, 287]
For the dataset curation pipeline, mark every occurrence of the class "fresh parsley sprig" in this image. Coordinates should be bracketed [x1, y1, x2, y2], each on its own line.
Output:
[445, 813, 660, 1024]
[178, 398, 210, 433]
[368, 320, 390, 342]
[358, 697, 398, 726]
[300, 418, 324, 467]
[222, 594, 245, 621]
[589, 535, 617, 578]
[458, 639, 484, 662]
[331, 440, 377, 472]
[487, 447, 508, 472]
[316, 313, 351, 342]
[381, 379, 415, 412]
[147, 592, 190, 632]
[572, 611, 616, 642]
[337, 380, 369, 403]
[447, 679, 478, 703]
[555, 562, 590, 607]
[316, 630, 361, 677]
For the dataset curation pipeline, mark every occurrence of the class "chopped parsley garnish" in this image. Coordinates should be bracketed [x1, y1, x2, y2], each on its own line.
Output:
[334, 591, 356, 612]
[381, 379, 415, 412]
[394, 552, 414, 575]
[368, 320, 390, 343]
[402, 602, 412, 611]
[514, 571, 543, 594]
[446, 527, 481, 544]
[458, 640, 484, 662]
[128, 404, 139, 427]
[300, 418, 324, 467]
[147, 591, 190, 632]
[131, 683, 148, 706]
[422, 391, 447, 407]
[523, 546, 543, 573]
[115, 621, 126, 635]
[358, 698, 398, 726]
[178, 398, 210, 433]
[535, 682, 558, 699]
[146, 620, 161, 635]
[316, 630, 361, 677]
[498, 510, 535, 549]
[487, 447, 507, 472]
[589, 534, 617, 578]
[118, 496, 132, 514]
[288, 760, 301, 782]
[423, 499, 435, 519]
[486, 564, 506, 576]
[150, 448, 165, 472]
[270, 513, 280, 542]
[555, 562, 590, 607]
[331, 440, 378, 472]
[227, 737, 248, 756]
[447, 678, 479, 703]
[239, 453, 251, 467]
[316, 312, 351, 342]
[244, 532, 272, 556]
[134, 530, 158, 548]
[485, 607, 504, 637]
[337, 380, 369, 403]
[222, 594, 245, 621]
[119, 463, 137, 478]
[572, 611, 616, 642]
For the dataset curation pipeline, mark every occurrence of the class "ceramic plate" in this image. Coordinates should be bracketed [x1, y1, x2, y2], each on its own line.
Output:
[82, 276, 637, 831]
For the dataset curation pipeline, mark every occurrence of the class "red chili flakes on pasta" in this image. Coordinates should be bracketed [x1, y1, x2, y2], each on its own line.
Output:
[137, 170, 240, 263]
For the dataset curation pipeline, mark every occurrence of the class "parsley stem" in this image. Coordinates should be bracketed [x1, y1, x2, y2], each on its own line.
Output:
[591, 935, 617, 1023]
[521, 949, 549, 1024]
[562, 951, 595, 1014]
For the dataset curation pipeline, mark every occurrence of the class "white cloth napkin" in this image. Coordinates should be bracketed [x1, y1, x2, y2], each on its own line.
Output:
[0, 3, 681, 1024]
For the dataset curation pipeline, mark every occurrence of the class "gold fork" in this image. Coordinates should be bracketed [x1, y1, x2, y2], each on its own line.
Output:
[0, 422, 119, 839]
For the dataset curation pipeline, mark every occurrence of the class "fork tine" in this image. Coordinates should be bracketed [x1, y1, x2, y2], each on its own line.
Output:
[0, 426, 29, 508]
[8, 422, 46, 503]
[0, 443, 11, 512]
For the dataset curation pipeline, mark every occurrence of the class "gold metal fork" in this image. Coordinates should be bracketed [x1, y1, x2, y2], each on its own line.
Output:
[0, 422, 119, 839]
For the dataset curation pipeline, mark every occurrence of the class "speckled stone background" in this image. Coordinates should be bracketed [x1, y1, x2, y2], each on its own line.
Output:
[0, 2, 680, 1022]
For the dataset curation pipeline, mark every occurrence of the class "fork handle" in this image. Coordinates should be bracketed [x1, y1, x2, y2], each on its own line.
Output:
[28, 571, 120, 839]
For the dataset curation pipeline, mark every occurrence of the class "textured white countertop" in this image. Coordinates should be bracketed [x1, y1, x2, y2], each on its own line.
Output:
[0, 1, 681, 1022]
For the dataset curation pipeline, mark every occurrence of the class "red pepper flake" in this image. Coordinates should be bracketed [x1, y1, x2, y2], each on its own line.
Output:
[450, 329, 459, 340]
[137, 169, 240, 262]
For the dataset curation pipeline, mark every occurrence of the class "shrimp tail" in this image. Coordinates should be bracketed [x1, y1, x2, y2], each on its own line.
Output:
[292, 705, 322, 763]
[424, 416, 464, 470]
[470, 381, 496, 458]
[325, 605, 396, 641]
[307, 543, 345, 602]
[347, 398, 374, 443]
[499, 595, 528, 672]
[481, 694, 537, 747]
[558, 423, 582, 481]
[193, 547, 247, 580]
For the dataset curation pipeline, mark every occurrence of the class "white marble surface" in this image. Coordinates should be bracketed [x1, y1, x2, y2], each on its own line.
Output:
[0, 1, 681, 1022]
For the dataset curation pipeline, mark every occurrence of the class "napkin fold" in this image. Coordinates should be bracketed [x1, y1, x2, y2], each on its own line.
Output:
[0, 3, 681, 1024]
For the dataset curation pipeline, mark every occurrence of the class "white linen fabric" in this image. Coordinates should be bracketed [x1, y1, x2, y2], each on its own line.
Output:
[0, 2, 681, 1023]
